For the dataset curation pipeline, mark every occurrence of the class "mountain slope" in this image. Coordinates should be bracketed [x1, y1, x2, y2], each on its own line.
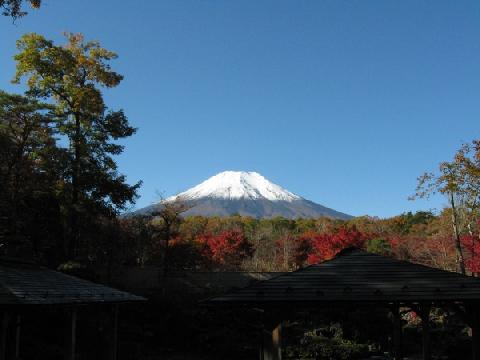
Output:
[135, 171, 352, 220]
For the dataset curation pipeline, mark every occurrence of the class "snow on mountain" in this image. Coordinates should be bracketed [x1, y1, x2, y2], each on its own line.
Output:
[133, 171, 352, 220]
[167, 171, 301, 202]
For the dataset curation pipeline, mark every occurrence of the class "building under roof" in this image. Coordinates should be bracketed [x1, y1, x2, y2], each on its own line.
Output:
[0, 257, 145, 360]
[206, 248, 480, 360]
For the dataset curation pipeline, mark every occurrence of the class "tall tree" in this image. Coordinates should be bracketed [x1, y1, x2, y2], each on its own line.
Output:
[455, 141, 480, 233]
[411, 146, 478, 274]
[13, 32, 141, 259]
[151, 198, 191, 277]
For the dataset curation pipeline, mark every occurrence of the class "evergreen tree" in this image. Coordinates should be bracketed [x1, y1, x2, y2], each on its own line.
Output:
[0, 90, 63, 260]
[13, 32, 141, 259]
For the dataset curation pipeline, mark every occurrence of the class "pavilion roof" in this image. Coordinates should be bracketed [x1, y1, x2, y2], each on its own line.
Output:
[0, 258, 145, 305]
[206, 248, 480, 305]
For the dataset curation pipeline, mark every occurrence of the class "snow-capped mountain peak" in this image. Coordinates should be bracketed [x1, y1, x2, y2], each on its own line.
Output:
[169, 171, 302, 202]
[132, 170, 352, 219]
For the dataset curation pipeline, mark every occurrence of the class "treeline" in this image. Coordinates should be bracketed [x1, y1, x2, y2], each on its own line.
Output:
[116, 209, 480, 274]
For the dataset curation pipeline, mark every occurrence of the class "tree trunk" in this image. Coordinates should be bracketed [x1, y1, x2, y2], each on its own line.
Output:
[159, 221, 171, 296]
[468, 223, 477, 277]
[69, 114, 81, 260]
[450, 192, 466, 275]
[162, 222, 171, 279]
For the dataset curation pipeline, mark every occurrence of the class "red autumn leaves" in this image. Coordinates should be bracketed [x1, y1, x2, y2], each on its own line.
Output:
[196, 227, 368, 269]
[177, 222, 480, 274]
[197, 230, 254, 270]
[298, 227, 367, 264]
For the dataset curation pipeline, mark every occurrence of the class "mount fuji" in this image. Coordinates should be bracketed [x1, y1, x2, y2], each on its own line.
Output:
[135, 171, 352, 220]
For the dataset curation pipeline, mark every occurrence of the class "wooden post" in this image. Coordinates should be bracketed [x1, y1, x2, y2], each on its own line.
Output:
[391, 303, 403, 360]
[0, 312, 9, 360]
[13, 314, 20, 359]
[108, 305, 119, 360]
[471, 306, 480, 360]
[262, 317, 282, 360]
[272, 323, 282, 360]
[65, 308, 77, 360]
[420, 303, 431, 360]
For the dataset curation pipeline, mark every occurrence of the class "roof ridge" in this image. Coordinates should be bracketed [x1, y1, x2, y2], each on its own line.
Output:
[204, 246, 480, 305]
[0, 256, 41, 266]
[333, 246, 366, 258]
[201, 248, 368, 304]
[334, 248, 472, 277]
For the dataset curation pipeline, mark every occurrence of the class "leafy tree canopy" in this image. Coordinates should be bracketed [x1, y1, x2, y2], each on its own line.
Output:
[1, 0, 40, 19]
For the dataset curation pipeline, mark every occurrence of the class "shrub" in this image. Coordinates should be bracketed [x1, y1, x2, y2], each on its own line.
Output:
[285, 328, 369, 360]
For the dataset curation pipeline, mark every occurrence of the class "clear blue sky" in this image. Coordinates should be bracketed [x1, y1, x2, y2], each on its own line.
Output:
[1, 0, 479, 217]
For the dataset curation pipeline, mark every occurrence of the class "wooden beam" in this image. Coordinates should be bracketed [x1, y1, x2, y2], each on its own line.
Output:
[65, 308, 77, 360]
[420, 303, 431, 360]
[391, 303, 403, 360]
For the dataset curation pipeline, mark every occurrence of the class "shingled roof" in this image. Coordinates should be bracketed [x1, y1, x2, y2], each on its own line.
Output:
[206, 248, 480, 305]
[0, 258, 145, 305]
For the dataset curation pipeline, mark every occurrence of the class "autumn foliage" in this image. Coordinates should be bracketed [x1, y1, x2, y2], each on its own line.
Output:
[462, 234, 480, 274]
[296, 227, 368, 264]
[115, 210, 480, 274]
[197, 229, 254, 270]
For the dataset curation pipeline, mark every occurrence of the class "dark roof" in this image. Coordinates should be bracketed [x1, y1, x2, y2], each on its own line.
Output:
[0, 258, 145, 305]
[206, 248, 480, 305]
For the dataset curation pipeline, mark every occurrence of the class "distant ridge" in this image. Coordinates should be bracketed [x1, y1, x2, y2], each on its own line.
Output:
[134, 171, 352, 220]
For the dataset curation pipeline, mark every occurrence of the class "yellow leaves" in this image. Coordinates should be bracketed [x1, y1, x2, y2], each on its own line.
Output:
[29, 0, 41, 9]
[63, 32, 84, 50]
[14, 31, 123, 96]
[27, 76, 37, 88]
